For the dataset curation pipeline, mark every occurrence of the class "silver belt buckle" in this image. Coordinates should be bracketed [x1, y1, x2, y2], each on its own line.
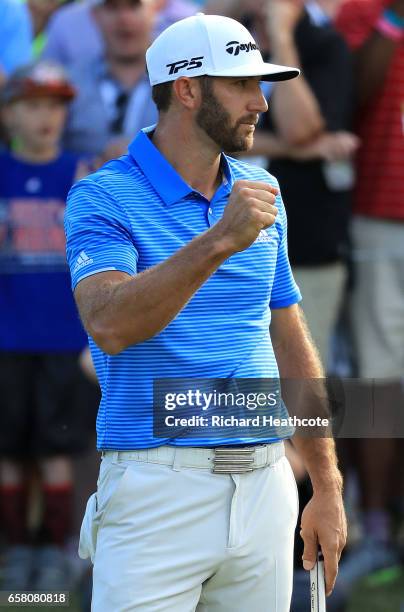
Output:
[212, 446, 255, 474]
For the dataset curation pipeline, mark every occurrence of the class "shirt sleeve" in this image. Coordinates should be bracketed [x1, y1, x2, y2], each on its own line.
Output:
[269, 184, 302, 309]
[64, 178, 138, 289]
[0, 1, 32, 75]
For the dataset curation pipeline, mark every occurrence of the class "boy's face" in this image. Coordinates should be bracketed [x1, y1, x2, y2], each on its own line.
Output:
[2, 96, 67, 150]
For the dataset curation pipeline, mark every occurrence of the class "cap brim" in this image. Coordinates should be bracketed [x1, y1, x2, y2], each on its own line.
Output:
[1, 84, 76, 104]
[206, 62, 300, 82]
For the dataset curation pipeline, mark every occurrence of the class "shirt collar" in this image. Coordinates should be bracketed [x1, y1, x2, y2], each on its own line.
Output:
[128, 127, 234, 206]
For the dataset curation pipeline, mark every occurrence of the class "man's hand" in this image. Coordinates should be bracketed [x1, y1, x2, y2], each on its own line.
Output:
[300, 486, 347, 596]
[215, 179, 278, 252]
[265, 0, 304, 39]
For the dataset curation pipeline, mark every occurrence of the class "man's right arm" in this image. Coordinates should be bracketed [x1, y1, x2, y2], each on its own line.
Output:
[75, 230, 232, 355]
[74, 180, 278, 355]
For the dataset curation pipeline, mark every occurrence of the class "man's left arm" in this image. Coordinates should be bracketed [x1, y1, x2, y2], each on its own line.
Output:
[270, 304, 347, 596]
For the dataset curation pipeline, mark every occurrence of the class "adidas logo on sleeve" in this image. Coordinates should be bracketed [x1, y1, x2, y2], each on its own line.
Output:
[73, 250, 93, 273]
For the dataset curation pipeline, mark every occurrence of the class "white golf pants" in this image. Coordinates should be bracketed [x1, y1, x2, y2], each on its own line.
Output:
[79, 442, 298, 611]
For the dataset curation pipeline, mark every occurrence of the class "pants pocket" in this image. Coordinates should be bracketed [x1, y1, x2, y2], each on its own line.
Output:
[78, 492, 98, 562]
[284, 457, 300, 519]
[79, 463, 130, 563]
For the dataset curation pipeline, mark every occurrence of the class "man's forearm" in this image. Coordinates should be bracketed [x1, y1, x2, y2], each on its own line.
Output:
[292, 437, 342, 492]
[270, 33, 325, 144]
[353, 0, 404, 107]
[355, 32, 401, 108]
[272, 306, 342, 490]
[77, 227, 234, 354]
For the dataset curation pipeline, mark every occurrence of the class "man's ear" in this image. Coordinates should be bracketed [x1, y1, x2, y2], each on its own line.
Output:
[172, 77, 202, 111]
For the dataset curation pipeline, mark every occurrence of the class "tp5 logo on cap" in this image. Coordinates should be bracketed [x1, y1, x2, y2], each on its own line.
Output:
[225, 41, 258, 56]
[166, 56, 204, 76]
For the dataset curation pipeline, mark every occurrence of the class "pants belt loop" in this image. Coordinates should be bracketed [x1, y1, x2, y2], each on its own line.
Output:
[172, 448, 181, 472]
[111, 451, 119, 463]
[261, 444, 269, 467]
[267, 444, 274, 466]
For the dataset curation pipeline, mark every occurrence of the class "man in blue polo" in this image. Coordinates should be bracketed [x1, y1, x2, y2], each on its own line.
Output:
[65, 14, 346, 612]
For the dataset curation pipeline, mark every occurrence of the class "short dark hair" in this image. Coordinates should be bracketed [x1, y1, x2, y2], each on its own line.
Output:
[152, 76, 214, 113]
[151, 82, 173, 113]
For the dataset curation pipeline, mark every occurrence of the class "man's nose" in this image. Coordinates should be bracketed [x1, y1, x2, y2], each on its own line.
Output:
[248, 87, 269, 113]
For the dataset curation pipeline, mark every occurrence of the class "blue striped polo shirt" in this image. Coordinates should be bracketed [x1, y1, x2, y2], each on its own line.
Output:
[65, 127, 301, 450]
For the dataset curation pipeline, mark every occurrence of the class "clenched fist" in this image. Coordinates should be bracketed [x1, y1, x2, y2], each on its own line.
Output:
[215, 179, 279, 252]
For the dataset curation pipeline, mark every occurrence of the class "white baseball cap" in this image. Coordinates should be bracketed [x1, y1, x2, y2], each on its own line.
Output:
[146, 14, 300, 86]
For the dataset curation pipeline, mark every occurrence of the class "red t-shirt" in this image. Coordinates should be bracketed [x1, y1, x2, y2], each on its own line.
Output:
[336, 0, 404, 219]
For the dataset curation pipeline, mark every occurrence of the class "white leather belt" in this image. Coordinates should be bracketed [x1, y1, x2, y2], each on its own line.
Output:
[102, 442, 285, 474]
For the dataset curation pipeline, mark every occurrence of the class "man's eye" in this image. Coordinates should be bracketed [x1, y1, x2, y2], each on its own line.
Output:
[236, 80, 248, 87]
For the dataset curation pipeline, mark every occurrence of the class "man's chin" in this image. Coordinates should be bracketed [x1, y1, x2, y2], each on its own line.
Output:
[244, 134, 254, 150]
[224, 137, 253, 155]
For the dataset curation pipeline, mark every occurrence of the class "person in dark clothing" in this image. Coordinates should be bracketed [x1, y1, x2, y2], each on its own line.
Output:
[249, 0, 358, 367]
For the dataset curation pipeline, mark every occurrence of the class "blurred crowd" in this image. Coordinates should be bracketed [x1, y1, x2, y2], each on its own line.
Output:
[0, 0, 403, 610]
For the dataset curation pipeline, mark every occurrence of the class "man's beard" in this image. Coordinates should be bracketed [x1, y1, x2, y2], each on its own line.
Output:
[195, 78, 256, 153]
